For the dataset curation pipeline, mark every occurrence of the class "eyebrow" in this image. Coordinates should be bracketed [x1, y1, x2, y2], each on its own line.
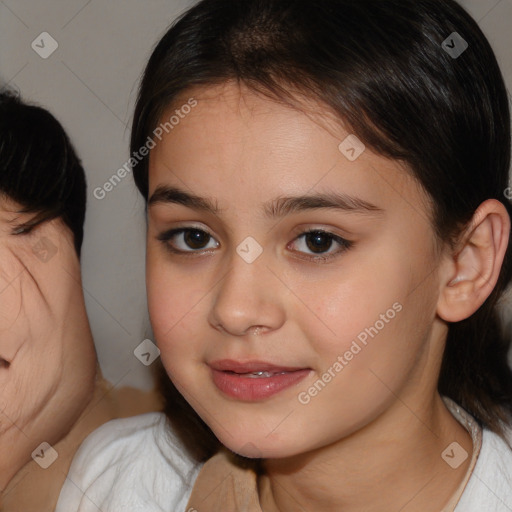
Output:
[148, 185, 384, 218]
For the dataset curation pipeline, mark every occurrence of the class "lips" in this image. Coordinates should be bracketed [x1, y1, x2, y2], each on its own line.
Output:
[209, 359, 311, 401]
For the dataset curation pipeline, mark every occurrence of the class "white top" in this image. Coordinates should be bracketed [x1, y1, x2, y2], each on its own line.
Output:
[55, 413, 201, 511]
[454, 425, 512, 510]
[443, 397, 512, 511]
[56, 404, 512, 511]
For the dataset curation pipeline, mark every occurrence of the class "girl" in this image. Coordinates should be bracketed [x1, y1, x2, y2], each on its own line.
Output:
[57, 0, 512, 510]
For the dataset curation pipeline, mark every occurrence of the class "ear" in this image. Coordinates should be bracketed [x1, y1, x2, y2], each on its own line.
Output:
[437, 199, 510, 323]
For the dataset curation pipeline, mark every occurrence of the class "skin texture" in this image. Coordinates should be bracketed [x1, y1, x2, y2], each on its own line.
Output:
[0, 197, 161, 512]
[146, 82, 509, 511]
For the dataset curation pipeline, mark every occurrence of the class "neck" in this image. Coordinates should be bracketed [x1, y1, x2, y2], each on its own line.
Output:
[0, 372, 117, 511]
[259, 393, 473, 512]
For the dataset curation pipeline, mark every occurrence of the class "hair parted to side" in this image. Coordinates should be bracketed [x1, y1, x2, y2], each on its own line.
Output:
[0, 89, 87, 257]
[131, 0, 512, 460]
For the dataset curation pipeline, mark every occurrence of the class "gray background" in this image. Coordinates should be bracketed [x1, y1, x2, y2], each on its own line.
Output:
[1, 0, 511, 390]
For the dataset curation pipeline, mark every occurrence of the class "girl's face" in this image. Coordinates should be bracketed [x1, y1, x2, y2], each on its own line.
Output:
[147, 82, 449, 458]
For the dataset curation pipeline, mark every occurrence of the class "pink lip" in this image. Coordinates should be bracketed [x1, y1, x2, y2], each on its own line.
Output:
[209, 359, 311, 401]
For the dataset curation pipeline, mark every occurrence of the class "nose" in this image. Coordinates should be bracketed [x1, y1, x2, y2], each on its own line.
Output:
[208, 252, 286, 337]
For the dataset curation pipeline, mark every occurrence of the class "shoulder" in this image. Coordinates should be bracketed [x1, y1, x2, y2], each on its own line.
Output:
[456, 425, 512, 511]
[56, 412, 202, 512]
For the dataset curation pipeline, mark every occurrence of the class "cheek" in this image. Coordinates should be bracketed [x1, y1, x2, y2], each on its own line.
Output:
[146, 257, 208, 365]
[0, 262, 22, 326]
[0, 350, 51, 432]
[298, 261, 403, 355]
[303, 243, 436, 375]
[0, 258, 27, 362]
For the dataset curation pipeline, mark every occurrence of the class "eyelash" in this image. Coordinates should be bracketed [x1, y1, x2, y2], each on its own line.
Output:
[156, 227, 353, 262]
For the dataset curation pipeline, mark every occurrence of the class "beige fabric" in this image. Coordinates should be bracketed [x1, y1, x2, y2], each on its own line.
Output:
[185, 398, 482, 512]
[441, 397, 483, 511]
[185, 449, 261, 512]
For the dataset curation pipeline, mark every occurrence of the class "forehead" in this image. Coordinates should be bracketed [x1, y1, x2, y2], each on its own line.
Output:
[148, 82, 431, 225]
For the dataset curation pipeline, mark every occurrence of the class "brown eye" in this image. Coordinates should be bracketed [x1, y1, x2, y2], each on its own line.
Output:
[157, 228, 219, 254]
[304, 231, 334, 254]
[183, 229, 211, 249]
[290, 229, 353, 261]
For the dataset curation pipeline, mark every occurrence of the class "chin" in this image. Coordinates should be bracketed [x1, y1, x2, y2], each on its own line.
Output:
[215, 430, 303, 460]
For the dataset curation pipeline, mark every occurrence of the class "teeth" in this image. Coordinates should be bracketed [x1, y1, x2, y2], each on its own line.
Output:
[244, 371, 286, 378]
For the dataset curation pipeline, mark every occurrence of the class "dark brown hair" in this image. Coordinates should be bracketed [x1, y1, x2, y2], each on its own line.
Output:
[0, 89, 87, 257]
[132, 0, 512, 460]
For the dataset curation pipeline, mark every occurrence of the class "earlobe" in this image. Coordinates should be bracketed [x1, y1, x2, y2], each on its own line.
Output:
[437, 199, 510, 323]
